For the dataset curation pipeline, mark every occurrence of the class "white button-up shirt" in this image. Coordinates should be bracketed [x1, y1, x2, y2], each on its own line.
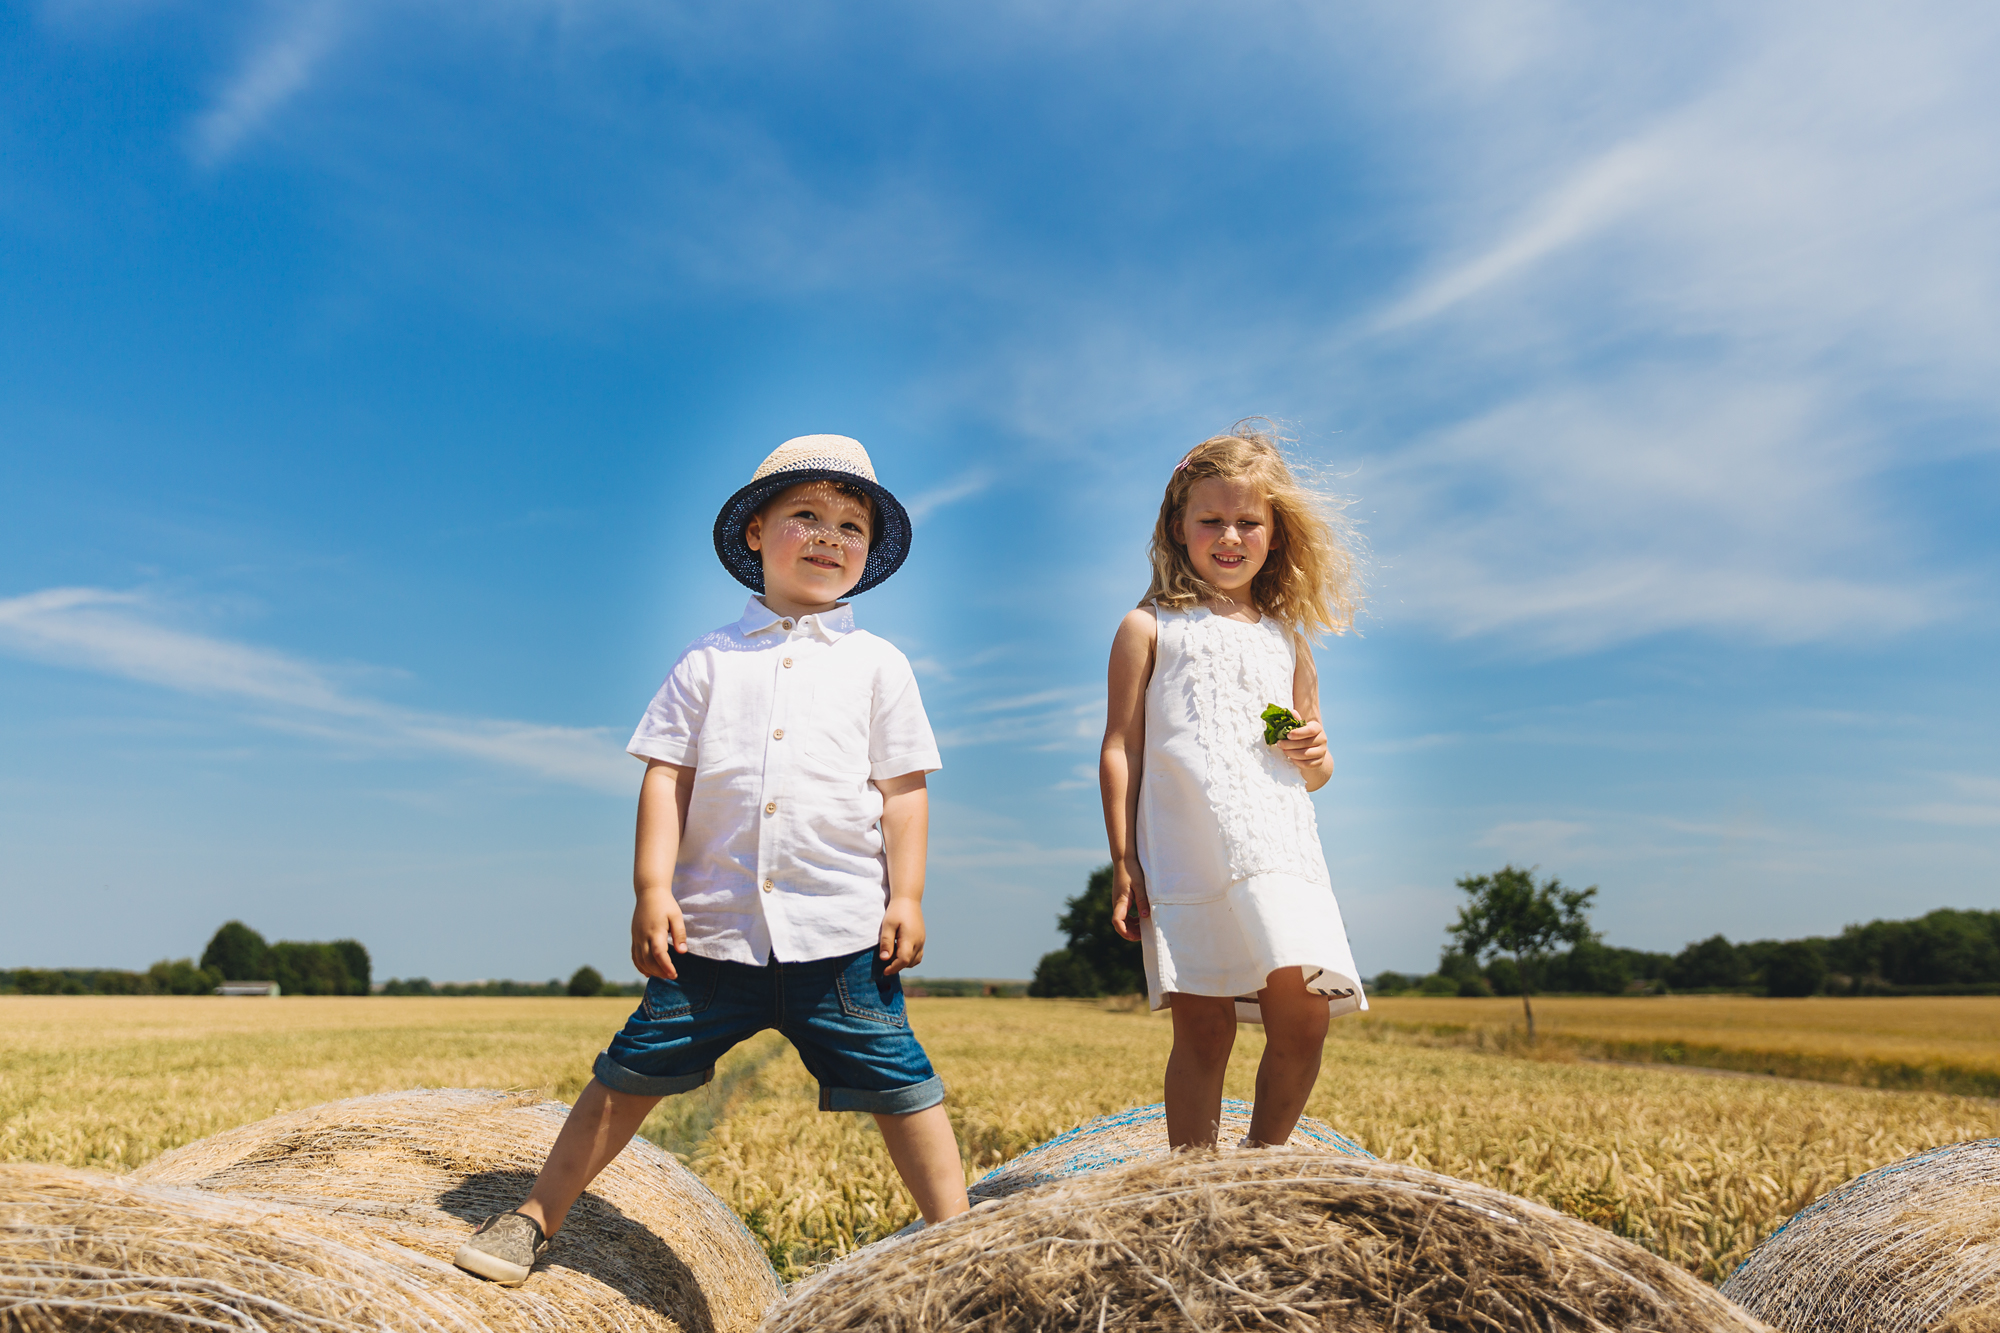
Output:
[626, 598, 942, 965]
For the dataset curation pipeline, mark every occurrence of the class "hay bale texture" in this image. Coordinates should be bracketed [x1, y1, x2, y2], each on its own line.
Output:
[0, 1162, 490, 1333]
[768, 1150, 1774, 1333]
[967, 1099, 1372, 1205]
[1719, 1137, 2000, 1333]
[131, 1087, 782, 1333]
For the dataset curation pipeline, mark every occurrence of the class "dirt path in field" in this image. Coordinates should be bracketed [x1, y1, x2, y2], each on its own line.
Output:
[1590, 1058, 1994, 1099]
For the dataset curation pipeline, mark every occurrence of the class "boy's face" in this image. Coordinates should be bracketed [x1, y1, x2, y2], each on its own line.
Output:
[744, 480, 875, 608]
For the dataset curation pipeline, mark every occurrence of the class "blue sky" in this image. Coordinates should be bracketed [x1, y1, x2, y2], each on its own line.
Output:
[3, 0, 1997, 982]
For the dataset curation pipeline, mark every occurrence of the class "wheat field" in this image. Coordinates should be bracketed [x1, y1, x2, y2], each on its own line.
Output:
[5, 993, 1998, 1283]
[1356, 994, 2000, 1094]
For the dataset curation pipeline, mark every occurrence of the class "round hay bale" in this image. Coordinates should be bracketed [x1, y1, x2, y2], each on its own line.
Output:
[1719, 1137, 2000, 1333]
[768, 1151, 1774, 1333]
[967, 1098, 1372, 1205]
[133, 1087, 782, 1333]
[0, 1161, 491, 1332]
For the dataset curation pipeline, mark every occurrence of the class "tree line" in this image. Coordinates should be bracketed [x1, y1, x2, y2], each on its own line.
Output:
[1026, 862, 2000, 1002]
[1, 921, 370, 996]
[1, 920, 640, 999]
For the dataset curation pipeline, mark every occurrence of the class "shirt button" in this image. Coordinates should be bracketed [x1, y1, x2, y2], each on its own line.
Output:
[765, 801, 777, 814]
[762, 879, 774, 893]
[783, 658, 793, 668]
[781, 619, 793, 630]
[772, 729, 784, 739]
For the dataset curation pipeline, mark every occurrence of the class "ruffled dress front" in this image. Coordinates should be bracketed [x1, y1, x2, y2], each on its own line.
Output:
[1137, 606, 1367, 1025]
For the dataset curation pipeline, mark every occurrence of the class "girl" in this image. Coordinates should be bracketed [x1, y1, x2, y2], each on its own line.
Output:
[1100, 422, 1366, 1149]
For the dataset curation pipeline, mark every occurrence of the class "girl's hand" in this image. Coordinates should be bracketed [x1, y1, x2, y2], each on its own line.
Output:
[878, 897, 926, 975]
[1275, 718, 1328, 772]
[631, 887, 688, 981]
[1111, 861, 1151, 942]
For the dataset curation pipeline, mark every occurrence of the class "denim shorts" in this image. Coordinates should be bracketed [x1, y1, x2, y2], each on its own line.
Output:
[592, 946, 944, 1114]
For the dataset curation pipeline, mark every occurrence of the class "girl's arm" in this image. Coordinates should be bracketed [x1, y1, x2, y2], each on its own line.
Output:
[875, 771, 929, 975]
[632, 758, 696, 980]
[1276, 632, 1334, 792]
[1100, 607, 1158, 942]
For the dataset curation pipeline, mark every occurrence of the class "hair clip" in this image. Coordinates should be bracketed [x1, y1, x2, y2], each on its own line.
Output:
[1173, 450, 1196, 472]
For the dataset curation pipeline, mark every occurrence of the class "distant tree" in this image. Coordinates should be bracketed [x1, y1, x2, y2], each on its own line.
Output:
[1668, 934, 1749, 991]
[1763, 940, 1827, 997]
[331, 940, 372, 994]
[201, 921, 270, 981]
[1484, 956, 1523, 996]
[1552, 939, 1632, 995]
[568, 966, 605, 997]
[1447, 865, 1596, 1043]
[1027, 864, 1145, 998]
[148, 958, 222, 995]
[1028, 949, 1099, 998]
[269, 941, 353, 995]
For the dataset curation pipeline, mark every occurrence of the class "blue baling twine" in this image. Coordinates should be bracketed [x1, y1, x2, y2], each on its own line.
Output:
[975, 1099, 1375, 1187]
[1723, 1137, 2000, 1282]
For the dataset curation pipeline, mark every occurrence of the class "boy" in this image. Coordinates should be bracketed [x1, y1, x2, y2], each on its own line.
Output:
[453, 434, 970, 1286]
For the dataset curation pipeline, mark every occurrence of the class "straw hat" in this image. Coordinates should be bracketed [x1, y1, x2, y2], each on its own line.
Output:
[711, 435, 912, 596]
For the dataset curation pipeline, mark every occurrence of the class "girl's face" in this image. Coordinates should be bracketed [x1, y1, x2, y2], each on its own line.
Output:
[1175, 475, 1274, 603]
[745, 481, 874, 610]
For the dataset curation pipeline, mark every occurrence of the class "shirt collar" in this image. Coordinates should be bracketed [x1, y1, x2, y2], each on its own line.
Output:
[736, 596, 854, 644]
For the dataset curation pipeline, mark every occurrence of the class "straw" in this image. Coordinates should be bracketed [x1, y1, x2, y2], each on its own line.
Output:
[1720, 1137, 2000, 1333]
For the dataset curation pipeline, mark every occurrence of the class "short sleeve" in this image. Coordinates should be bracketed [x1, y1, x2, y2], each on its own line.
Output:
[627, 650, 709, 767]
[868, 651, 942, 781]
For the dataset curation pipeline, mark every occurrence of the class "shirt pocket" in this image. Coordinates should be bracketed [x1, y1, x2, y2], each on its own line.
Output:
[805, 666, 875, 775]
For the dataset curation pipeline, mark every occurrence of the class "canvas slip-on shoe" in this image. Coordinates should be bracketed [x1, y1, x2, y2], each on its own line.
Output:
[452, 1210, 548, 1286]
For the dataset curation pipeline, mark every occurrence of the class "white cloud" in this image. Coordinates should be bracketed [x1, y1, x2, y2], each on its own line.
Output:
[904, 469, 993, 524]
[1897, 776, 2000, 828]
[188, 0, 342, 166]
[0, 587, 632, 792]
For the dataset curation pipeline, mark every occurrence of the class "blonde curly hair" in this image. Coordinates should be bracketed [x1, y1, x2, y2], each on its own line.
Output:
[1141, 420, 1361, 637]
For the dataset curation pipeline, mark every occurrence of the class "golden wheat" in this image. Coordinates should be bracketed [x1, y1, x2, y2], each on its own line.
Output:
[7, 994, 1997, 1284]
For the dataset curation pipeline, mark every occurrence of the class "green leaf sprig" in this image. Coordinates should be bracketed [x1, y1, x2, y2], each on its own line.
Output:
[1261, 703, 1303, 745]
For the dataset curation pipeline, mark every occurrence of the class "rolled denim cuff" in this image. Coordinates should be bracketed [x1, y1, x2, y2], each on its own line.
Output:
[818, 1073, 944, 1115]
[592, 1050, 714, 1097]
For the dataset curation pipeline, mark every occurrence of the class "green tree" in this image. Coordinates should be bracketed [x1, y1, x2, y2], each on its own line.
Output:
[1446, 865, 1596, 1043]
[331, 940, 372, 994]
[568, 966, 605, 997]
[1026, 864, 1145, 998]
[1763, 940, 1827, 997]
[201, 921, 270, 981]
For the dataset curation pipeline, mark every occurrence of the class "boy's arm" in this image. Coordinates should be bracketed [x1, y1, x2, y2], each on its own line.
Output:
[632, 759, 696, 980]
[876, 771, 929, 976]
[1101, 607, 1156, 942]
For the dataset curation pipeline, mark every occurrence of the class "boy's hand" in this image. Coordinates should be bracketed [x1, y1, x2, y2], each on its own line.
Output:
[631, 888, 688, 981]
[878, 898, 926, 975]
[1111, 860, 1150, 942]
[1275, 718, 1328, 772]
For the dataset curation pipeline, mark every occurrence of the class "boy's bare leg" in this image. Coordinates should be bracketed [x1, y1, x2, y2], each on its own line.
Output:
[1163, 993, 1237, 1148]
[873, 1104, 969, 1223]
[1246, 967, 1329, 1147]
[516, 1079, 662, 1238]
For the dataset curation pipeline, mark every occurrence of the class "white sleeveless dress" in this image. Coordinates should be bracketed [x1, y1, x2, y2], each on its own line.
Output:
[1138, 605, 1367, 1024]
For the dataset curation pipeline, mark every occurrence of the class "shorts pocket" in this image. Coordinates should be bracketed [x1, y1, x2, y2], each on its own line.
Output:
[641, 957, 720, 1021]
[834, 955, 907, 1027]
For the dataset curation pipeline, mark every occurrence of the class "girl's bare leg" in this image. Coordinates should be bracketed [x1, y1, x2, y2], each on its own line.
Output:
[1164, 994, 1238, 1147]
[874, 1104, 970, 1223]
[516, 1079, 661, 1238]
[1246, 966, 1330, 1146]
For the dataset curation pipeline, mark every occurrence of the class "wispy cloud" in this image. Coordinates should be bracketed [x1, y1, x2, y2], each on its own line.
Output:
[0, 588, 631, 792]
[1897, 775, 2000, 828]
[904, 469, 993, 524]
[188, 0, 342, 166]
